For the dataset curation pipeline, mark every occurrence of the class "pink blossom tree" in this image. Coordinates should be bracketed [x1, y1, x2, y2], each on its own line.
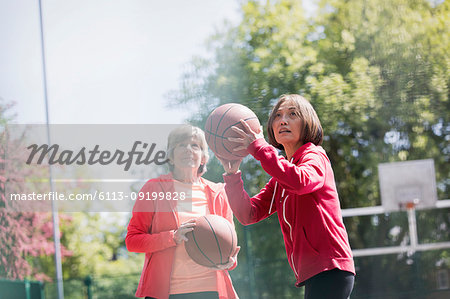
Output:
[0, 101, 72, 281]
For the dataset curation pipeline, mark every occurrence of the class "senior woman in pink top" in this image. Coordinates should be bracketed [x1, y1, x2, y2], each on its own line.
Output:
[220, 94, 355, 299]
[126, 125, 239, 299]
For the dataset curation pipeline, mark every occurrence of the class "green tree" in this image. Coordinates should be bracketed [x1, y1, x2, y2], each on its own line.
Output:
[0, 101, 73, 281]
[54, 212, 143, 299]
[0, 100, 142, 298]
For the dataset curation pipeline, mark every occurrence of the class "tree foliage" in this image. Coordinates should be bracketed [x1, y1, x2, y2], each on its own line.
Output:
[0, 101, 72, 281]
[1, 100, 146, 298]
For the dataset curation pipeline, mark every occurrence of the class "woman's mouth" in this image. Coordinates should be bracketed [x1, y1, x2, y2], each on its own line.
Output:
[180, 156, 194, 161]
[279, 128, 291, 134]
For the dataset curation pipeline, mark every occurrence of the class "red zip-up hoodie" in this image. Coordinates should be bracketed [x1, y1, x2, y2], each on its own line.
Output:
[223, 139, 355, 286]
[126, 173, 239, 299]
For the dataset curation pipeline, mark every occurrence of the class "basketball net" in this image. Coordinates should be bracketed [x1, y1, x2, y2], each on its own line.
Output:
[399, 198, 420, 211]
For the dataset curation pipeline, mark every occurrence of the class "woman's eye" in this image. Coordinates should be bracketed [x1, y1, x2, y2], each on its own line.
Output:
[290, 112, 297, 116]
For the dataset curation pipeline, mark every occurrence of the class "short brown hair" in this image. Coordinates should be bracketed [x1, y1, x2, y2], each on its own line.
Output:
[267, 94, 323, 150]
[166, 125, 209, 175]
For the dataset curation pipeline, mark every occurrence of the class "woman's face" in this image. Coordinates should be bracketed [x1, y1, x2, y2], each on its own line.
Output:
[272, 100, 303, 149]
[172, 137, 204, 172]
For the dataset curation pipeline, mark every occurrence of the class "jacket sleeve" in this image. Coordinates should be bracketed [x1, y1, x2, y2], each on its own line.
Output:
[248, 139, 326, 195]
[223, 172, 277, 225]
[218, 187, 235, 230]
[125, 182, 177, 253]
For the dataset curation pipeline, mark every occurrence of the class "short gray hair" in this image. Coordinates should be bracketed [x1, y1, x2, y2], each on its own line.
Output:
[166, 125, 209, 176]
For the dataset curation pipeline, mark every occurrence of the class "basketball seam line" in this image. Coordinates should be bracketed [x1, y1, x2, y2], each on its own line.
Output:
[206, 116, 259, 159]
[191, 227, 216, 267]
[224, 220, 235, 259]
[219, 116, 258, 156]
[204, 216, 223, 264]
[213, 105, 235, 155]
[204, 117, 258, 139]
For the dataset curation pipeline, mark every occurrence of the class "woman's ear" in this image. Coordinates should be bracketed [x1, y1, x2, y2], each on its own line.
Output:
[198, 163, 205, 174]
[200, 156, 207, 165]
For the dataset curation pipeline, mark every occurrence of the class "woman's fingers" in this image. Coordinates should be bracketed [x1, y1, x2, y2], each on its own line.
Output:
[234, 120, 264, 142]
[257, 126, 264, 138]
[203, 246, 240, 270]
[240, 119, 254, 133]
[180, 223, 195, 229]
[231, 125, 247, 137]
[180, 225, 195, 231]
[229, 120, 264, 151]
[228, 137, 244, 143]
[217, 156, 242, 174]
[232, 246, 241, 257]
[233, 146, 247, 152]
[174, 220, 196, 244]
[182, 219, 197, 225]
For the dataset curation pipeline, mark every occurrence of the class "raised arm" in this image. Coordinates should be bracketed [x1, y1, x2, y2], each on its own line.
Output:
[223, 172, 277, 225]
[248, 139, 327, 195]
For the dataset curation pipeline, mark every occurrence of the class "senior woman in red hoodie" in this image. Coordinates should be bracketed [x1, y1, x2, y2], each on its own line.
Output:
[126, 125, 239, 299]
[220, 94, 355, 299]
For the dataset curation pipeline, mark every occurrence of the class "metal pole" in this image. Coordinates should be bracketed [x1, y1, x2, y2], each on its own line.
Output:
[243, 226, 258, 298]
[37, 1, 64, 298]
[406, 203, 423, 295]
[84, 275, 93, 299]
[24, 279, 31, 299]
[407, 205, 418, 254]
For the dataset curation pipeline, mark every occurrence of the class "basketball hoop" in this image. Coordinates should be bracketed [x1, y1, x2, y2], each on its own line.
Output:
[405, 202, 416, 210]
[399, 198, 420, 211]
[378, 159, 437, 212]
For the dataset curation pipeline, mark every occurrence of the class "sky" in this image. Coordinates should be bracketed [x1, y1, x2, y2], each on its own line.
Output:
[1, 0, 316, 125]
[0, 0, 242, 124]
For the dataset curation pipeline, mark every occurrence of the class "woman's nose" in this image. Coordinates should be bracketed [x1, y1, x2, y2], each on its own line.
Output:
[280, 115, 288, 125]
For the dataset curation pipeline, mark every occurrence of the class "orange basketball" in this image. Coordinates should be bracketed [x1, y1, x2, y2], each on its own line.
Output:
[185, 215, 237, 267]
[204, 103, 261, 160]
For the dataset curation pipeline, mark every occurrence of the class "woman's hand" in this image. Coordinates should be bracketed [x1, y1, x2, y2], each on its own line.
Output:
[218, 157, 242, 175]
[207, 246, 241, 270]
[173, 219, 196, 244]
[228, 120, 264, 152]
[218, 120, 263, 175]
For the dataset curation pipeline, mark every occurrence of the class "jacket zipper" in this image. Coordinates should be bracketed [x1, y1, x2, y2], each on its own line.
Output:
[282, 194, 298, 278]
[281, 157, 299, 278]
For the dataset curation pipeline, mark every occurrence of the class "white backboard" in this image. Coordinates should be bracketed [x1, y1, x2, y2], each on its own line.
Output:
[378, 159, 437, 212]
